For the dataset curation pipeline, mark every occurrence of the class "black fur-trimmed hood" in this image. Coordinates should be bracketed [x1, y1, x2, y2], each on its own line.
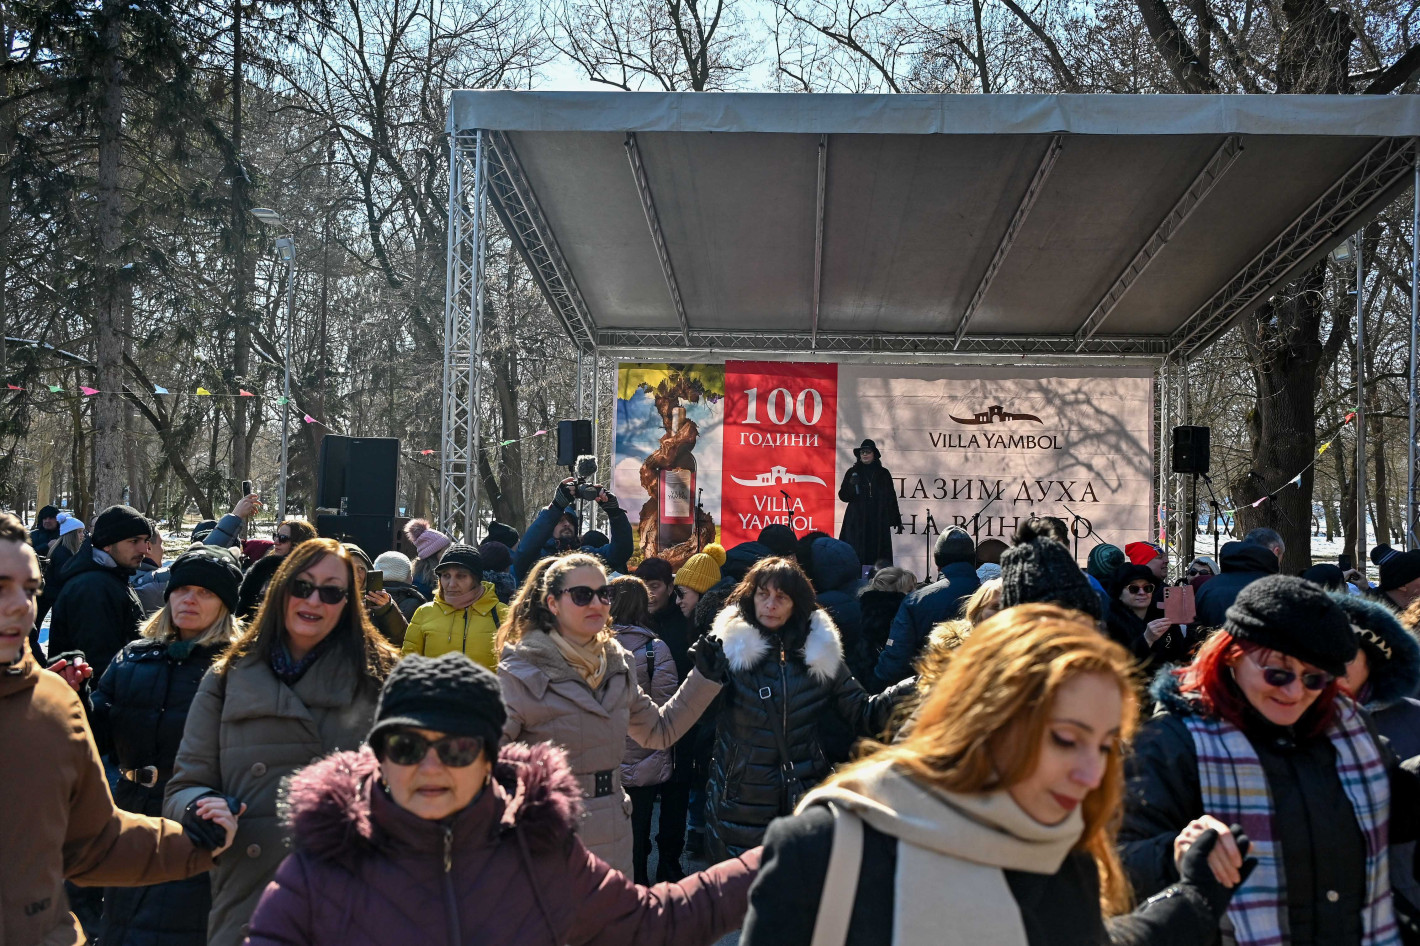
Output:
[1331, 592, 1420, 708]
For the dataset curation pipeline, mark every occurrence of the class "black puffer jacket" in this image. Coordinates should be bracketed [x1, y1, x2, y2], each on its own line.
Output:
[852, 588, 906, 689]
[1192, 541, 1278, 629]
[1122, 669, 1420, 946]
[47, 541, 145, 681]
[704, 605, 899, 859]
[743, 805, 1227, 946]
[89, 636, 220, 946]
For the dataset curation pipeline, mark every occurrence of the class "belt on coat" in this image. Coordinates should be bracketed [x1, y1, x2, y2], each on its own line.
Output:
[120, 766, 170, 788]
[576, 769, 620, 798]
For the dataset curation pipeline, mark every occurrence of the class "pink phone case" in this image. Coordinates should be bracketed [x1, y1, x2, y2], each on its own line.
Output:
[1164, 585, 1196, 625]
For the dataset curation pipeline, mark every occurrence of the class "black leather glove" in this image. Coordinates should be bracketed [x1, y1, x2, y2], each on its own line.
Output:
[552, 478, 577, 510]
[182, 793, 242, 851]
[689, 635, 730, 684]
[596, 490, 621, 515]
[1179, 825, 1256, 916]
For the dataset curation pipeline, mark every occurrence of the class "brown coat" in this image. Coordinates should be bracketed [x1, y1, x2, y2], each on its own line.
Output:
[0, 643, 211, 946]
[498, 630, 721, 875]
[163, 650, 378, 946]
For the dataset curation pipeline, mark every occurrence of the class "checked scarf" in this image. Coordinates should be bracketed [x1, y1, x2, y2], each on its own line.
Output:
[1182, 694, 1397, 946]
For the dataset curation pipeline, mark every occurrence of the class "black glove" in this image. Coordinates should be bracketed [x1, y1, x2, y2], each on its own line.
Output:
[596, 490, 621, 515]
[553, 479, 576, 510]
[181, 793, 242, 851]
[1179, 825, 1256, 916]
[689, 635, 730, 684]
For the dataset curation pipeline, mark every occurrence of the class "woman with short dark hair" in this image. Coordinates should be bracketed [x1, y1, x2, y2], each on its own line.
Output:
[704, 556, 908, 860]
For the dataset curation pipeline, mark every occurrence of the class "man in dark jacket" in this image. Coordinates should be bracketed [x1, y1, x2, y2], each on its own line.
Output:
[837, 439, 902, 567]
[1192, 539, 1279, 629]
[48, 504, 151, 681]
[512, 478, 631, 580]
[30, 504, 61, 553]
[872, 528, 978, 689]
[1368, 544, 1420, 613]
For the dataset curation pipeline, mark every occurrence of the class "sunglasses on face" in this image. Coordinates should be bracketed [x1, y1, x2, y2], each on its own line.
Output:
[380, 730, 484, 767]
[274, 534, 293, 544]
[560, 584, 613, 607]
[1245, 652, 1333, 691]
[290, 578, 349, 605]
[1186, 568, 1211, 577]
[1126, 583, 1155, 595]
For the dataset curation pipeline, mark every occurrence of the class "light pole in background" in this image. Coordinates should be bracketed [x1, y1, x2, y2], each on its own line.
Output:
[251, 207, 295, 522]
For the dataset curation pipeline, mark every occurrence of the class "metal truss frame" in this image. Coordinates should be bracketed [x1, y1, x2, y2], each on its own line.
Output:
[625, 133, 691, 343]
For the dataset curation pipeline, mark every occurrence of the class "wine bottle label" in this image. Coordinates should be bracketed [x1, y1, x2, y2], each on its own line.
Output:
[660, 469, 695, 522]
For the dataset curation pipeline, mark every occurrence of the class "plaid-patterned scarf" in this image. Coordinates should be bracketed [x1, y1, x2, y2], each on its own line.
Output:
[1182, 694, 1397, 946]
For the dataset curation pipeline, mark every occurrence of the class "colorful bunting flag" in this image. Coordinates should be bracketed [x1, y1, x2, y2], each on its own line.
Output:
[239, 389, 255, 397]
[48, 384, 63, 393]
[153, 385, 169, 395]
[1318, 441, 1331, 455]
[303, 414, 316, 424]
[1344, 411, 1357, 423]
[420, 449, 435, 456]
[196, 387, 211, 396]
[6, 384, 23, 391]
[1251, 496, 1268, 507]
[80, 386, 99, 396]
[277, 397, 289, 406]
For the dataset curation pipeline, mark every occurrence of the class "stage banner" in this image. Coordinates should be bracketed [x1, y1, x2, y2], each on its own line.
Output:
[834, 365, 1155, 569]
[613, 361, 1153, 570]
[720, 361, 839, 548]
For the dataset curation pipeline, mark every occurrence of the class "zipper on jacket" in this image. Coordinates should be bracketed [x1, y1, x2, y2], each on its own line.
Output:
[442, 824, 461, 946]
[778, 644, 789, 763]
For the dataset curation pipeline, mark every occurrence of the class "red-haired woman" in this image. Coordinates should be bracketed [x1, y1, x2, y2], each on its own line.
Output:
[1122, 575, 1420, 946]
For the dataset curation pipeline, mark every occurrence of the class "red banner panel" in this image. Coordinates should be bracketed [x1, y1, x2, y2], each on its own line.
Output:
[720, 361, 839, 547]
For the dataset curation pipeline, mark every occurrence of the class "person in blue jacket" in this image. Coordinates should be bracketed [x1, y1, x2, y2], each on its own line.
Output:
[871, 528, 978, 690]
[511, 477, 632, 580]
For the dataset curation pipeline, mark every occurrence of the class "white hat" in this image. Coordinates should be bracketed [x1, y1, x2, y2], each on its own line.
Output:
[59, 517, 85, 537]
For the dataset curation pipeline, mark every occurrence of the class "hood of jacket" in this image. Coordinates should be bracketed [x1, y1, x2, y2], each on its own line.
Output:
[722, 541, 772, 582]
[710, 606, 843, 681]
[433, 580, 500, 616]
[1218, 540, 1280, 576]
[283, 741, 583, 863]
[1330, 592, 1420, 708]
[613, 623, 656, 651]
[810, 537, 862, 593]
[858, 588, 907, 617]
[60, 539, 131, 581]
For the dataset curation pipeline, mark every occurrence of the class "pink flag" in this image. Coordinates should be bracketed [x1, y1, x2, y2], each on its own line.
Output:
[6, 384, 22, 391]
[420, 449, 435, 456]
[81, 386, 100, 396]
[239, 389, 255, 397]
[303, 414, 317, 424]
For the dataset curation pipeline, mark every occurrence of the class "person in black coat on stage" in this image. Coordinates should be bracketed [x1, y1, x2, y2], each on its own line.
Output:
[89, 546, 245, 946]
[742, 603, 1248, 946]
[1121, 576, 1420, 946]
[838, 439, 902, 568]
[704, 556, 909, 861]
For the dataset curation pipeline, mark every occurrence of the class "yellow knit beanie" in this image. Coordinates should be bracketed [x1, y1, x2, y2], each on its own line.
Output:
[675, 543, 726, 594]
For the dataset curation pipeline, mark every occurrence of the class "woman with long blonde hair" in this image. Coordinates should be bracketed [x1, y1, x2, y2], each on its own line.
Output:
[496, 552, 729, 875]
[741, 604, 1248, 946]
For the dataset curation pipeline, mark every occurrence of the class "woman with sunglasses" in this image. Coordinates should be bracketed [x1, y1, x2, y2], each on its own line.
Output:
[1106, 563, 1191, 675]
[246, 653, 760, 946]
[165, 538, 400, 946]
[497, 553, 729, 876]
[1122, 575, 1420, 946]
[235, 519, 319, 620]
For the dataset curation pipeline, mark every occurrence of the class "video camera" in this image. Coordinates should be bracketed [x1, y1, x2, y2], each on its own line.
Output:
[572, 455, 601, 501]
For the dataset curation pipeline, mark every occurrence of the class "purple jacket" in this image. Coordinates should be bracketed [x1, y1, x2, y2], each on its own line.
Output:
[614, 624, 677, 788]
[244, 742, 760, 946]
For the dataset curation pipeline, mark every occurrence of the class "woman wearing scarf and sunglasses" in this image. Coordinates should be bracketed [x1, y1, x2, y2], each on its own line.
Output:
[496, 553, 730, 875]
[246, 653, 760, 946]
[1121, 575, 1420, 946]
[165, 539, 400, 946]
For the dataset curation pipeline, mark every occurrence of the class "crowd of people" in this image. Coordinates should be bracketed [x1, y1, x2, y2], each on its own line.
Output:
[9, 480, 1420, 946]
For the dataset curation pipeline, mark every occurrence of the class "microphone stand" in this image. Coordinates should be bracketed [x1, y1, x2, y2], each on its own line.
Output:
[1201, 474, 1224, 560]
[694, 488, 705, 552]
[924, 511, 937, 582]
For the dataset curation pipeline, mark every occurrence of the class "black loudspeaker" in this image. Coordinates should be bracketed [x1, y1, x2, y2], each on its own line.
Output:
[317, 436, 399, 516]
[1172, 426, 1211, 475]
[316, 513, 396, 560]
[557, 420, 593, 467]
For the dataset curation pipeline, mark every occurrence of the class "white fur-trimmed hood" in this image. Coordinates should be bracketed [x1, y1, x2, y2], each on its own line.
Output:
[709, 606, 844, 681]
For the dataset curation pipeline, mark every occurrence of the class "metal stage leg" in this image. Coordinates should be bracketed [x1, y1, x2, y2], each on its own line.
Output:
[1356, 234, 1368, 575]
[1409, 148, 1419, 548]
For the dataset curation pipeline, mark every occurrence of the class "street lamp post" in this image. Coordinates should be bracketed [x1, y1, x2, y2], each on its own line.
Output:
[251, 208, 296, 522]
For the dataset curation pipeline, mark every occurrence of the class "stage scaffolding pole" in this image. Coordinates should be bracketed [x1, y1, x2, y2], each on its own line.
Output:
[1409, 149, 1419, 548]
[1357, 233, 1368, 577]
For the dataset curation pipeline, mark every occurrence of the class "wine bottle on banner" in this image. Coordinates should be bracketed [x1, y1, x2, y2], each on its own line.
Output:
[658, 407, 696, 549]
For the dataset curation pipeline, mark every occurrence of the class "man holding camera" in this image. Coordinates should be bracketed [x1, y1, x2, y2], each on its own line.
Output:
[512, 478, 632, 579]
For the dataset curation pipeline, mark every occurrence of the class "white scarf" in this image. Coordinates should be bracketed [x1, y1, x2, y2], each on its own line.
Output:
[799, 759, 1084, 946]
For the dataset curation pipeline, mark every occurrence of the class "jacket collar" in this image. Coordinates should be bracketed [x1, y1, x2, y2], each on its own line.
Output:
[499, 629, 628, 708]
[0, 642, 40, 698]
[710, 606, 843, 681]
[433, 581, 500, 616]
[222, 649, 360, 724]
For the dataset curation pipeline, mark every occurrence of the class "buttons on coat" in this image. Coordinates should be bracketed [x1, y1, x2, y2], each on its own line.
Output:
[250, 762, 267, 777]
[1326, 890, 1340, 903]
[246, 843, 262, 858]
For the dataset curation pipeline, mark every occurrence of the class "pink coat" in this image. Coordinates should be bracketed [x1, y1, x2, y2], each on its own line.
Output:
[243, 743, 759, 946]
[614, 624, 678, 788]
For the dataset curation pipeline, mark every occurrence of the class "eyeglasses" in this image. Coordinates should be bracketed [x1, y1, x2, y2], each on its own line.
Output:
[1245, 652, 1333, 691]
[274, 534, 293, 544]
[290, 578, 349, 605]
[1126, 583, 1155, 595]
[560, 584, 613, 606]
[1185, 568, 1211, 577]
[379, 730, 484, 767]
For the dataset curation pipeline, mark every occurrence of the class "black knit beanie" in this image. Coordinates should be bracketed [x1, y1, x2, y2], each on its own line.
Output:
[933, 527, 976, 567]
[435, 544, 483, 580]
[758, 524, 798, 558]
[1223, 574, 1356, 676]
[999, 539, 1103, 621]
[368, 653, 506, 751]
[165, 546, 243, 614]
[91, 504, 152, 549]
[485, 521, 520, 549]
[1372, 545, 1420, 593]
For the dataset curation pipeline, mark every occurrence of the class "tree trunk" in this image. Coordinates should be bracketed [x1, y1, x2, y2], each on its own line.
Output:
[230, 0, 253, 492]
[1370, 389, 1392, 545]
[0, 4, 13, 387]
[1335, 432, 1358, 565]
[91, 0, 127, 512]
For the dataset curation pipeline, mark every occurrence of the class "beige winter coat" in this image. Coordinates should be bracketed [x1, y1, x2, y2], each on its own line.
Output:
[164, 651, 379, 946]
[498, 630, 721, 874]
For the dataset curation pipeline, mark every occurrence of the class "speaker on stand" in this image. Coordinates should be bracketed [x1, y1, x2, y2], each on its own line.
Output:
[1171, 426, 1211, 568]
[316, 436, 400, 557]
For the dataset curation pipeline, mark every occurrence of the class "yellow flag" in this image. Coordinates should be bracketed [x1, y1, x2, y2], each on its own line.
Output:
[1318, 441, 1331, 455]
[196, 387, 211, 396]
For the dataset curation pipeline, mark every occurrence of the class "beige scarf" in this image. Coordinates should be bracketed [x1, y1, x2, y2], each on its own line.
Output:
[799, 759, 1084, 946]
[548, 629, 611, 690]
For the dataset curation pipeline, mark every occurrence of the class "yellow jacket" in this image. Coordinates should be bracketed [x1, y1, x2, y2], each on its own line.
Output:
[401, 582, 508, 670]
